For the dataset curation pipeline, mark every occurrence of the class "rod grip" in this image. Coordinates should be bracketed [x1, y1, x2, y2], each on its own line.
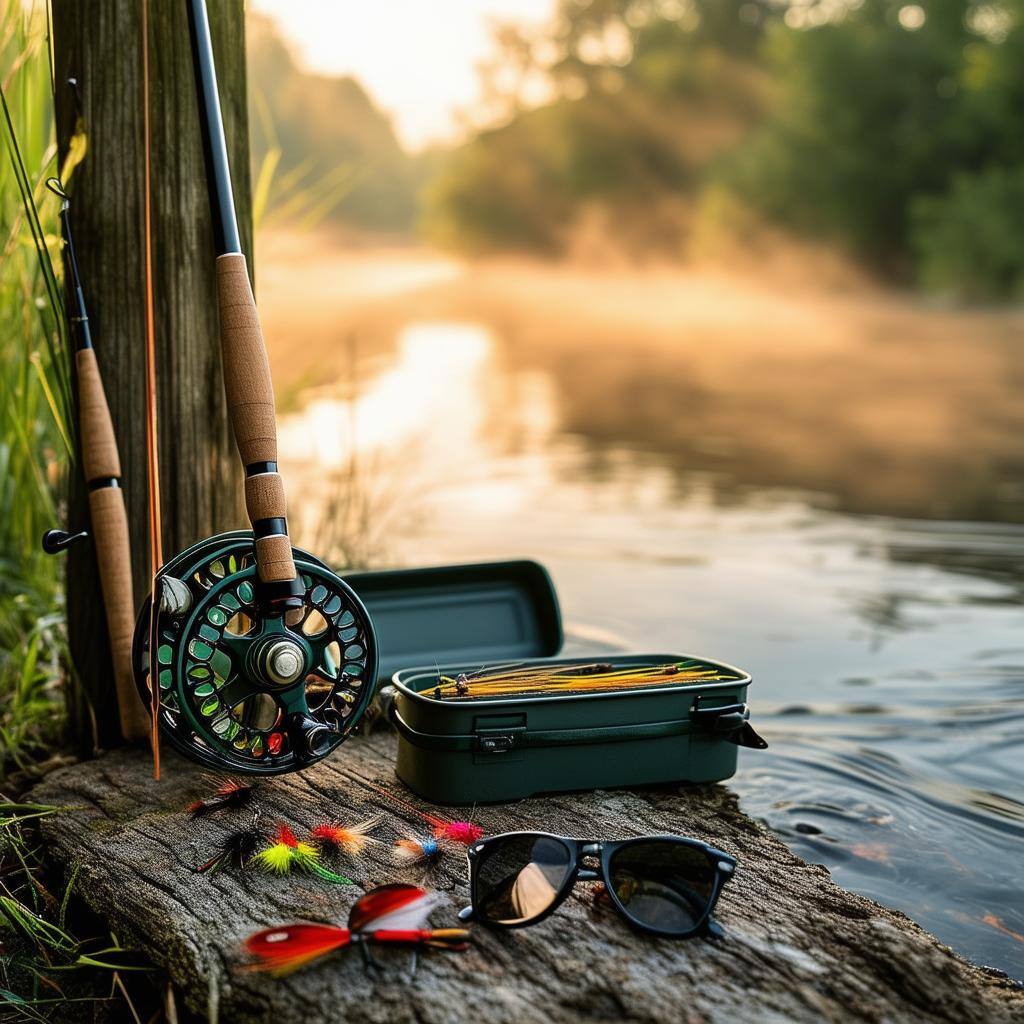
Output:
[88, 486, 150, 741]
[215, 253, 297, 585]
[216, 253, 277, 464]
[254, 534, 298, 584]
[76, 348, 121, 481]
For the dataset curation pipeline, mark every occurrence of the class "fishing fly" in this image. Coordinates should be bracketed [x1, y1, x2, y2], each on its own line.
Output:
[252, 823, 353, 885]
[195, 813, 265, 875]
[243, 884, 470, 976]
[311, 815, 384, 857]
[393, 835, 444, 867]
[187, 776, 257, 819]
[353, 777, 484, 847]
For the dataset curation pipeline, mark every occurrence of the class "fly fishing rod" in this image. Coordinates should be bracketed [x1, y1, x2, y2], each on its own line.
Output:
[42, 179, 151, 743]
[131, 0, 378, 774]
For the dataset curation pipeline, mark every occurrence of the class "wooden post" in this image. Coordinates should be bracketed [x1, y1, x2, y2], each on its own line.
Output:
[51, 1, 249, 748]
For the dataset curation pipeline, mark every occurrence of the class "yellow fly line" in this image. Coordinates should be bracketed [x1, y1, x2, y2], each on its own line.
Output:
[430, 660, 743, 700]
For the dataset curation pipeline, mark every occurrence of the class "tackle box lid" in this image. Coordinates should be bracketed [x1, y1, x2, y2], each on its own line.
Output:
[344, 560, 563, 682]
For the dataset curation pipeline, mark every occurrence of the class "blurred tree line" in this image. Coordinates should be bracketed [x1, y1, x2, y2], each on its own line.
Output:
[246, 15, 434, 233]
[423, 0, 1024, 300]
[247, 2, 1024, 300]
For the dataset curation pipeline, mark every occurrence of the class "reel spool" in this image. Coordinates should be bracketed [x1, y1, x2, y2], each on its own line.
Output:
[133, 532, 376, 774]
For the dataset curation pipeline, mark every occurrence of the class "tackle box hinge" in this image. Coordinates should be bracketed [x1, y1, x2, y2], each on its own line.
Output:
[690, 697, 768, 750]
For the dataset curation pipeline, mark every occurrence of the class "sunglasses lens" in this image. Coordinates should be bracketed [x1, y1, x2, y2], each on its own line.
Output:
[608, 841, 717, 934]
[475, 835, 573, 925]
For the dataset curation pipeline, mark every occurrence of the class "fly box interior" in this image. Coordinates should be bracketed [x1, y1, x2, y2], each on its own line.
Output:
[388, 654, 765, 805]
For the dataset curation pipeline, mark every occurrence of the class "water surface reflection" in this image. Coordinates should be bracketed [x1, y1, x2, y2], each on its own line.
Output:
[277, 299, 1024, 975]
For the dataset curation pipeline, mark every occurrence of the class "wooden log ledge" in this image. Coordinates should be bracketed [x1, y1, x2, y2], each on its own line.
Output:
[29, 734, 1023, 1023]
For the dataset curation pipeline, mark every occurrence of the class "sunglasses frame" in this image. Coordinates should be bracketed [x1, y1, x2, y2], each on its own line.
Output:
[461, 831, 735, 938]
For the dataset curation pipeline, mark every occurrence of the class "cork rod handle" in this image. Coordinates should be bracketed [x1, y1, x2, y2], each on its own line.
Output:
[215, 252, 297, 584]
[75, 348, 150, 741]
[89, 487, 151, 740]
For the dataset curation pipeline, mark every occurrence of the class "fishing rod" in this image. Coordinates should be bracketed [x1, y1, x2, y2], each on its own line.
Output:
[42, 178, 150, 743]
[130, 0, 378, 774]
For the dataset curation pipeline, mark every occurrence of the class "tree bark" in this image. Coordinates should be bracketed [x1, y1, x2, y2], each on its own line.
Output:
[28, 736, 1024, 1024]
[51, 0, 249, 748]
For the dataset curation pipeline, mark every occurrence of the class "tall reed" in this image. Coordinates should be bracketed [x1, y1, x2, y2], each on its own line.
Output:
[0, 5, 72, 772]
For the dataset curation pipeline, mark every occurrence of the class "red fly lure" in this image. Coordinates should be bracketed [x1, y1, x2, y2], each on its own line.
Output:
[354, 778, 483, 846]
[243, 884, 470, 976]
[187, 776, 256, 819]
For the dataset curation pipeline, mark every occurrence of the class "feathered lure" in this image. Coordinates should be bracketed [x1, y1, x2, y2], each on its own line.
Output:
[393, 835, 443, 866]
[252, 823, 353, 885]
[243, 884, 470, 976]
[187, 776, 256, 819]
[311, 815, 383, 857]
[195, 815, 264, 875]
[354, 778, 484, 846]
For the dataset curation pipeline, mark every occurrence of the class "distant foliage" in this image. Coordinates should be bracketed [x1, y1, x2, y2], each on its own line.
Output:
[246, 15, 422, 232]
[424, 0, 1024, 299]
[725, 0, 1024, 292]
[913, 165, 1024, 300]
[423, 0, 776, 256]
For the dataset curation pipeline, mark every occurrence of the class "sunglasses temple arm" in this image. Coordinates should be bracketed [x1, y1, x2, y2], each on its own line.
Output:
[701, 876, 729, 938]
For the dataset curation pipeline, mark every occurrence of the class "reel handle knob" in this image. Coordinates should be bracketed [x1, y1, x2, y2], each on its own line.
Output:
[287, 712, 338, 764]
[42, 527, 89, 555]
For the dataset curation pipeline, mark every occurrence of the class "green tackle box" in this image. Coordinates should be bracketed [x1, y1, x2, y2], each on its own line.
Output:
[385, 654, 766, 805]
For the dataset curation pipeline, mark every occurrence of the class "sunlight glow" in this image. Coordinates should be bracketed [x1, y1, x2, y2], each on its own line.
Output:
[248, 0, 557, 150]
[279, 322, 494, 465]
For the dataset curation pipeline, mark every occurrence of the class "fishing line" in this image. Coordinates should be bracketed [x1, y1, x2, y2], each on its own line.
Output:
[431, 660, 742, 699]
[141, 0, 163, 778]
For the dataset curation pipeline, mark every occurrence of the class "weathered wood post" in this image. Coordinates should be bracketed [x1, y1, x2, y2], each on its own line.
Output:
[51, 0, 250, 748]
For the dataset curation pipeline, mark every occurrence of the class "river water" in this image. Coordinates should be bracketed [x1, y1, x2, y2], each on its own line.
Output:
[267, 247, 1024, 975]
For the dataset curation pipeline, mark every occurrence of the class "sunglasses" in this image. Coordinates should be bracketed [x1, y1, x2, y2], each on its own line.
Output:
[458, 831, 735, 938]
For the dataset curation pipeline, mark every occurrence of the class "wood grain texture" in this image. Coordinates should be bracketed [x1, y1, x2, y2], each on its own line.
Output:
[52, 0, 248, 746]
[216, 253, 278, 466]
[28, 739, 1024, 1024]
[75, 348, 121, 481]
[254, 533, 297, 583]
[87, 486, 150, 741]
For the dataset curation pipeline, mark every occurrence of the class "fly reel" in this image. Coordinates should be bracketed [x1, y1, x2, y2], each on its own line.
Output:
[133, 532, 377, 774]
[129, 0, 380, 775]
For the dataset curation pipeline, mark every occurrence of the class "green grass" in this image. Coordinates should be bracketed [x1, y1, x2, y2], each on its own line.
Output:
[0, 5, 72, 774]
[0, 802, 153, 1022]
[0, 16, 156, 1020]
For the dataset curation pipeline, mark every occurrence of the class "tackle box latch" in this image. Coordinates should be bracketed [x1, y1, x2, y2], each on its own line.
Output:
[473, 714, 527, 755]
[690, 698, 768, 750]
[476, 734, 518, 754]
